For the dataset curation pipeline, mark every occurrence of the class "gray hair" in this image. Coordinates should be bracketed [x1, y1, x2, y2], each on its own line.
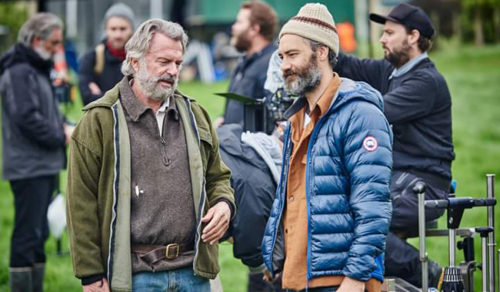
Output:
[121, 19, 188, 76]
[18, 13, 63, 46]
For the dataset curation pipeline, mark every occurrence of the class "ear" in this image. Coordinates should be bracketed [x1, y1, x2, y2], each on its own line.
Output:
[32, 35, 42, 47]
[249, 23, 260, 37]
[318, 45, 329, 62]
[408, 29, 420, 46]
[131, 58, 140, 73]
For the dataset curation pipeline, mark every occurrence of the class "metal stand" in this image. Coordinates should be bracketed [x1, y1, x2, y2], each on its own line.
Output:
[487, 175, 496, 292]
[416, 182, 428, 292]
[421, 175, 497, 292]
[477, 227, 494, 292]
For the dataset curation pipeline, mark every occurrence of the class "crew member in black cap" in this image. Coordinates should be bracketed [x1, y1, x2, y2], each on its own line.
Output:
[334, 3, 454, 289]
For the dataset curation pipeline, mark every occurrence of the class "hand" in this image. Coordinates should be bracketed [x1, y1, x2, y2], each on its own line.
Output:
[262, 269, 279, 282]
[214, 117, 224, 128]
[64, 124, 75, 145]
[337, 277, 365, 292]
[83, 278, 110, 292]
[89, 82, 102, 95]
[201, 201, 231, 244]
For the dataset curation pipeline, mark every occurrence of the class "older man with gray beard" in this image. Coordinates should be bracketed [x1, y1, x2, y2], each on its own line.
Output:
[66, 19, 235, 292]
[0, 12, 73, 292]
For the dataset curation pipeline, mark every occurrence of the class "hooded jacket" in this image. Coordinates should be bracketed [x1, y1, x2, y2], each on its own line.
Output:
[262, 79, 393, 283]
[66, 83, 235, 292]
[0, 43, 66, 180]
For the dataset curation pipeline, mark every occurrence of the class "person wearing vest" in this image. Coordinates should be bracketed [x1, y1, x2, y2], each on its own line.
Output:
[334, 3, 454, 289]
[78, 3, 135, 106]
[67, 19, 235, 292]
[261, 4, 393, 292]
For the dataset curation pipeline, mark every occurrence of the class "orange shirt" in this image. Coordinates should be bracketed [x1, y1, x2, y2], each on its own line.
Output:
[282, 74, 381, 292]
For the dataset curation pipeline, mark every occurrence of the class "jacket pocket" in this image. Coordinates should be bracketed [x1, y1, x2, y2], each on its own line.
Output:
[198, 126, 213, 175]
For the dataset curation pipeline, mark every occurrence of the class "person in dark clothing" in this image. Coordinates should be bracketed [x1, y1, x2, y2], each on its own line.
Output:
[78, 3, 135, 105]
[218, 124, 285, 292]
[0, 13, 73, 292]
[334, 3, 455, 289]
[218, 1, 278, 127]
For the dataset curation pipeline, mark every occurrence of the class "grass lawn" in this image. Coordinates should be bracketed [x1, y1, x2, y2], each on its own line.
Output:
[1, 44, 499, 292]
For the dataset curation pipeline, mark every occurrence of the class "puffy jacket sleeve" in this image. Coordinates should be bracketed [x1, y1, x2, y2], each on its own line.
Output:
[7, 64, 66, 148]
[66, 111, 106, 279]
[341, 98, 393, 281]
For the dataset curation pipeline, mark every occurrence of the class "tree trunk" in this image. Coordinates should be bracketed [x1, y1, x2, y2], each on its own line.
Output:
[494, 5, 500, 43]
[473, 5, 484, 47]
[453, 11, 462, 44]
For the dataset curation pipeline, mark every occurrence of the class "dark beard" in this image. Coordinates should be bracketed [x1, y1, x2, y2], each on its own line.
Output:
[283, 53, 322, 97]
[384, 41, 411, 68]
[233, 31, 252, 52]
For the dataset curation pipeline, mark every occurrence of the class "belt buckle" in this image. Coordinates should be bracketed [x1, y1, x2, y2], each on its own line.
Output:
[166, 243, 179, 260]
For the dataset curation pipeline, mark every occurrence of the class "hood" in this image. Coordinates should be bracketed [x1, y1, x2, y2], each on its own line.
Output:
[216, 124, 244, 156]
[0, 43, 53, 76]
[283, 78, 384, 120]
[332, 78, 385, 113]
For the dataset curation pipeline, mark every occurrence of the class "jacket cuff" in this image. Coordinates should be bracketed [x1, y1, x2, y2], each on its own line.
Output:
[215, 198, 235, 219]
[81, 274, 105, 286]
[248, 263, 267, 274]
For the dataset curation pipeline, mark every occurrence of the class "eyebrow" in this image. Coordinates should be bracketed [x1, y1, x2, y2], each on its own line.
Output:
[283, 49, 300, 55]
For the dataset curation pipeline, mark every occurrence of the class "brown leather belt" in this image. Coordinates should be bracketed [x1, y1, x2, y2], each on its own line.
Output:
[132, 243, 194, 264]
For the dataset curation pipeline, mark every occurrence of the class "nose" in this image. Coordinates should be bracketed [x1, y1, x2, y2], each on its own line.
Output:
[166, 62, 179, 77]
[379, 34, 387, 45]
[281, 57, 291, 72]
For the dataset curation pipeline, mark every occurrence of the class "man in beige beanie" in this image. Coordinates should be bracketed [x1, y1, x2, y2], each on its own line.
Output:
[261, 3, 393, 292]
[335, 3, 452, 289]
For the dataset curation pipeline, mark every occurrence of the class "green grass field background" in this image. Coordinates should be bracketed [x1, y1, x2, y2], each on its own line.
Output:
[0, 44, 499, 292]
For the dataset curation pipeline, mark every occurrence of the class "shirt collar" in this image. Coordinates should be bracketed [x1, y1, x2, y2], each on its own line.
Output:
[119, 77, 176, 122]
[389, 52, 428, 80]
[283, 73, 341, 120]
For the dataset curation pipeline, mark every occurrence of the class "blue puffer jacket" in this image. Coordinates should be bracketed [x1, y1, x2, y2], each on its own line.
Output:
[261, 78, 393, 283]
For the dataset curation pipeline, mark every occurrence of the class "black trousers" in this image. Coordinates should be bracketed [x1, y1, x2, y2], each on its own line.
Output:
[384, 171, 447, 288]
[9, 175, 56, 267]
[248, 273, 284, 292]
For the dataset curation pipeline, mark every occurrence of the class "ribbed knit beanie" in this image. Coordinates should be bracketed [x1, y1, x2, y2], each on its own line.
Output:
[104, 3, 136, 29]
[279, 3, 339, 55]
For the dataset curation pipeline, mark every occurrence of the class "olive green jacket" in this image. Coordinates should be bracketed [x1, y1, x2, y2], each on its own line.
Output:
[66, 83, 235, 292]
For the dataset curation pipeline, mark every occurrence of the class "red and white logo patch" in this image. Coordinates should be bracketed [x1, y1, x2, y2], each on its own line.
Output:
[363, 136, 378, 152]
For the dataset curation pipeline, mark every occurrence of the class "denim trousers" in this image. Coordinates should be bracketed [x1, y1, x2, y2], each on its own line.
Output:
[132, 267, 210, 292]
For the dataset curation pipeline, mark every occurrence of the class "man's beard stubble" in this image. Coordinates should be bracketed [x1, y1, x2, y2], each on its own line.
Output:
[384, 39, 411, 69]
[135, 60, 178, 102]
[232, 29, 252, 53]
[282, 52, 322, 97]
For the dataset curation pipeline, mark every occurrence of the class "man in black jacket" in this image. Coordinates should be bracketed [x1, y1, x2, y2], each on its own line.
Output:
[335, 3, 454, 288]
[218, 1, 278, 127]
[78, 3, 135, 105]
[0, 13, 73, 292]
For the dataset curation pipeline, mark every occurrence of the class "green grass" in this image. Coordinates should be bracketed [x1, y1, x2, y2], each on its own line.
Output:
[1, 45, 500, 292]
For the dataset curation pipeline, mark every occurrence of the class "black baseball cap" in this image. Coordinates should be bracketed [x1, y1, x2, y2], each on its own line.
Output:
[369, 3, 435, 38]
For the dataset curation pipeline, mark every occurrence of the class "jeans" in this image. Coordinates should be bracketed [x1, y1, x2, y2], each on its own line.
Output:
[132, 266, 210, 292]
[286, 287, 338, 292]
[10, 175, 55, 267]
